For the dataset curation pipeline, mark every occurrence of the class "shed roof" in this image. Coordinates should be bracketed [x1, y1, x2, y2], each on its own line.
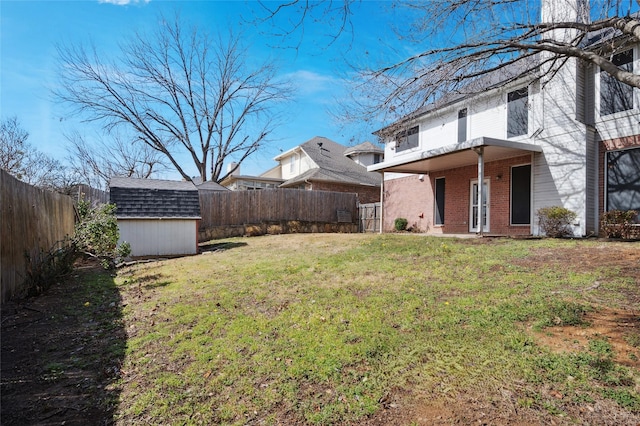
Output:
[109, 177, 201, 219]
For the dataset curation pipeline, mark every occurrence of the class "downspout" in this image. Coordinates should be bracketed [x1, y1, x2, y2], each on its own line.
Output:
[473, 147, 485, 236]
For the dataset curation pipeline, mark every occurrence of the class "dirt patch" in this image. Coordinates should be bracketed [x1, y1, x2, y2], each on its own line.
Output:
[534, 307, 640, 369]
[1, 261, 124, 426]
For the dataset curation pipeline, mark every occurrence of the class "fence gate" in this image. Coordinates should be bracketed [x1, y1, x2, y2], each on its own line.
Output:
[359, 202, 381, 233]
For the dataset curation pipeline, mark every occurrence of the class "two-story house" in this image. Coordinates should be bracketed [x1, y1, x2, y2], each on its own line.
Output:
[369, 0, 639, 237]
[222, 136, 383, 204]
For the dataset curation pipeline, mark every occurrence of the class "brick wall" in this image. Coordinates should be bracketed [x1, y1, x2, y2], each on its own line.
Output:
[383, 155, 533, 235]
[383, 175, 433, 232]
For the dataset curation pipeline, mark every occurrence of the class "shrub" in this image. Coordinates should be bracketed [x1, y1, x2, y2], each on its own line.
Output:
[394, 218, 408, 231]
[600, 209, 638, 239]
[23, 240, 76, 297]
[73, 200, 131, 268]
[537, 206, 577, 238]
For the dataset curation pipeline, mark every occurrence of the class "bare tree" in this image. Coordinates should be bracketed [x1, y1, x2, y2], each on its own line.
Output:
[0, 116, 30, 177]
[56, 15, 291, 183]
[253, 0, 357, 50]
[255, 0, 640, 121]
[65, 130, 169, 189]
[0, 116, 74, 190]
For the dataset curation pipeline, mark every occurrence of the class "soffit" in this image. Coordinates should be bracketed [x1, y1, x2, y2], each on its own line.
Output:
[368, 137, 542, 174]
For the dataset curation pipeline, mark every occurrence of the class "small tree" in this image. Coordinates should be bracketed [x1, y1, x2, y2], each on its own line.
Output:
[73, 200, 131, 268]
[537, 206, 577, 238]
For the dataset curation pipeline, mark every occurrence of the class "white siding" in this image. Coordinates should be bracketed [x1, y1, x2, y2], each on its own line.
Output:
[421, 109, 458, 149]
[118, 219, 198, 256]
[585, 127, 598, 235]
[280, 152, 316, 180]
[469, 94, 505, 139]
[350, 152, 381, 167]
[530, 56, 589, 236]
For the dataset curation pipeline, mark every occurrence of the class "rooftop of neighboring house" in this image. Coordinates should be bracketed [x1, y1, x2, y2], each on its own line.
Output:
[276, 136, 382, 187]
[109, 177, 201, 219]
[343, 141, 384, 157]
[191, 177, 229, 191]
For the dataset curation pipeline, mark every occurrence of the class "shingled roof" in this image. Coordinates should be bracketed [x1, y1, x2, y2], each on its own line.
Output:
[343, 141, 384, 157]
[109, 177, 201, 219]
[280, 137, 382, 187]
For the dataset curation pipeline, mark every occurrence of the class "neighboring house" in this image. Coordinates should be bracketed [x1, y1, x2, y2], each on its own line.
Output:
[258, 136, 383, 204]
[219, 163, 284, 191]
[191, 177, 230, 193]
[109, 177, 201, 256]
[368, 0, 640, 237]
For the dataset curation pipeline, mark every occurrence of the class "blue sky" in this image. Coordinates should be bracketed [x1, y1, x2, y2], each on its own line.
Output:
[1, 0, 400, 179]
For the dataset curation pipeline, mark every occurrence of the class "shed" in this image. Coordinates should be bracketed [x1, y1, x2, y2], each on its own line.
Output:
[109, 177, 201, 257]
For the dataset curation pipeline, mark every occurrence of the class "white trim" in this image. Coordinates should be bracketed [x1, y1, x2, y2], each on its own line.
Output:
[368, 136, 542, 173]
[505, 85, 530, 140]
[469, 178, 490, 233]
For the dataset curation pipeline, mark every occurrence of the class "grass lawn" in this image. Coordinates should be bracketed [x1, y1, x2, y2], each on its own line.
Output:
[111, 234, 639, 425]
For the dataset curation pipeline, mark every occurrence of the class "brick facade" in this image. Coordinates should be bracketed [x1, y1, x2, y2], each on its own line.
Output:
[383, 155, 533, 235]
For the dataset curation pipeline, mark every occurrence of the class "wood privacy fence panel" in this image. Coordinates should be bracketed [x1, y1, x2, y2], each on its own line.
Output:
[1, 169, 76, 303]
[359, 202, 381, 233]
[73, 184, 109, 206]
[199, 189, 358, 238]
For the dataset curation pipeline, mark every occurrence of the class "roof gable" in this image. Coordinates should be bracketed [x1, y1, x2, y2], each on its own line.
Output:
[280, 137, 381, 187]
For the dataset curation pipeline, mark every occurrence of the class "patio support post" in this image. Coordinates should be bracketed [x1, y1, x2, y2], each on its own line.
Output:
[379, 172, 384, 234]
[474, 147, 485, 236]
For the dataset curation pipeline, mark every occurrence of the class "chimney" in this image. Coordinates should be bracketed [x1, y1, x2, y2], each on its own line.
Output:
[541, 0, 589, 50]
[227, 162, 240, 176]
[541, 0, 589, 26]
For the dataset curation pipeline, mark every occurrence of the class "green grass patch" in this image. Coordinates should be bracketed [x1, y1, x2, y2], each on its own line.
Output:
[111, 234, 640, 424]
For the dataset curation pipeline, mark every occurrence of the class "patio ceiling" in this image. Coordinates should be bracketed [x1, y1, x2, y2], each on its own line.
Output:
[368, 137, 542, 174]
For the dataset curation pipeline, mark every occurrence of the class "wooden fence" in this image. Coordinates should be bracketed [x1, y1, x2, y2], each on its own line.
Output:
[198, 189, 358, 240]
[359, 202, 381, 233]
[1, 169, 76, 303]
[73, 184, 109, 206]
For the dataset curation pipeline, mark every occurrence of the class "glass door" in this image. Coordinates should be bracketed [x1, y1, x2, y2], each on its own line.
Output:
[470, 179, 489, 232]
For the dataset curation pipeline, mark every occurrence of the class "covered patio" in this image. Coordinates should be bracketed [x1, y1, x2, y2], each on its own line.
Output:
[369, 137, 543, 235]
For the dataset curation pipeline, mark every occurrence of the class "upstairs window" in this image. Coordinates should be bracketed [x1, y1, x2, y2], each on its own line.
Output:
[458, 108, 467, 142]
[373, 153, 382, 164]
[395, 126, 419, 152]
[507, 88, 529, 138]
[600, 50, 634, 116]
